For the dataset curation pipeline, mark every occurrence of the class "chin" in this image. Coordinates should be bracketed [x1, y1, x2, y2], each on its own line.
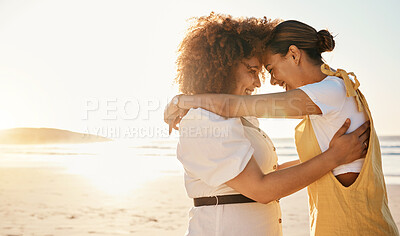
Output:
[284, 85, 293, 91]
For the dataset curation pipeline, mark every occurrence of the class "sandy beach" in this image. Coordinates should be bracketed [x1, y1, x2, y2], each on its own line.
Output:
[0, 167, 399, 235]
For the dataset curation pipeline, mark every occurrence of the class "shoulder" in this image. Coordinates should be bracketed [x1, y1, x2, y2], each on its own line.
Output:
[302, 76, 345, 91]
[323, 76, 346, 90]
[299, 76, 346, 97]
[298, 76, 347, 116]
[179, 108, 245, 139]
[183, 107, 225, 121]
[177, 108, 254, 187]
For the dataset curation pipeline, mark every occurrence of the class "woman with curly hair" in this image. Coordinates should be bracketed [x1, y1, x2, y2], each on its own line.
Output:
[166, 19, 398, 235]
[172, 14, 370, 235]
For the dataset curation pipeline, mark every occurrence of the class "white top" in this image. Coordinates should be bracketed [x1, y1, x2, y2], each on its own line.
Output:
[299, 76, 368, 176]
[177, 108, 282, 235]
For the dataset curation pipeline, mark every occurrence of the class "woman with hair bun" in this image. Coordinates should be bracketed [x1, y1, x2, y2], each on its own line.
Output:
[165, 20, 399, 235]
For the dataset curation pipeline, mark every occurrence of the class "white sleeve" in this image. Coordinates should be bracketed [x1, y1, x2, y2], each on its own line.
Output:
[298, 77, 347, 116]
[177, 108, 254, 187]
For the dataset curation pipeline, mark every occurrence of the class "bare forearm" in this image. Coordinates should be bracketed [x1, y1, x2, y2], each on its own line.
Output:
[178, 93, 247, 117]
[260, 150, 336, 203]
[277, 160, 300, 170]
[178, 93, 271, 118]
[177, 90, 319, 118]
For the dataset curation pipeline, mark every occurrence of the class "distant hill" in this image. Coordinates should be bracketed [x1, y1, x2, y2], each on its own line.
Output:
[0, 128, 111, 144]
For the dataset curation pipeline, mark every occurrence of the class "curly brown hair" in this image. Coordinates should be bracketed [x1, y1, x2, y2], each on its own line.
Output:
[175, 13, 278, 95]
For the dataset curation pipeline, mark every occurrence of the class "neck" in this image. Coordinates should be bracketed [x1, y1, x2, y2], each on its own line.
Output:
[298, 63, 327, 86]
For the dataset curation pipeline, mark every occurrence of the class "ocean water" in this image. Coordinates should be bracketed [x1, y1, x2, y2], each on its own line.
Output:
[0, 136, 399, 189]
[270, 136, 400, 185]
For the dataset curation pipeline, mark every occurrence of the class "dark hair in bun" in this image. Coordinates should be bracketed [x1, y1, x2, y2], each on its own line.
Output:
[317, 29, 335, 53]
[266, 20, 335, 65]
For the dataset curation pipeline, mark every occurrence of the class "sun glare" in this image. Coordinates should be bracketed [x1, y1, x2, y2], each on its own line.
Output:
[63, 142, 164, 196]
[0, 110, 15, 130]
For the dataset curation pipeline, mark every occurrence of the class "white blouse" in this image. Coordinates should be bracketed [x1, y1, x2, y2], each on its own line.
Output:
[299, 76, 367, 176]
[177, 108, 282, 236]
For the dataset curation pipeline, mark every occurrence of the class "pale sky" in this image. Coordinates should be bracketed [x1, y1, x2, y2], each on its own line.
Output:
[0, 0, 399, 138]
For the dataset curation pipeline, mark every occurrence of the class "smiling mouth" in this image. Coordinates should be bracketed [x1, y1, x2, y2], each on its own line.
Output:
[245, 89, 254, 95]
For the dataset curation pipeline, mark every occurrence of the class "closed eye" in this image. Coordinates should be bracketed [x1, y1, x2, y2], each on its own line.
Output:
[265, 64, 271, 72]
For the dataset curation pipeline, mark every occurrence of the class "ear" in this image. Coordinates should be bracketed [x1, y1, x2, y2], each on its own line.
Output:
[287, 45, 301, 65]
